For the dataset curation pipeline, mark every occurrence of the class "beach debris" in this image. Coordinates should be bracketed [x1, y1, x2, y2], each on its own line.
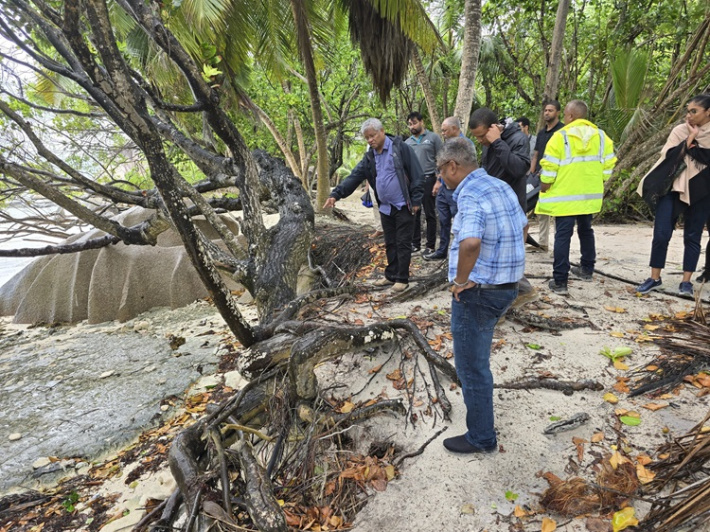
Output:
[638, 412, 710, 531]
[628, 317, 710, 397]
[612, 507, 638, 531]
[496, 378, 603, 394]
[8, 433, 21, 441]
[540, 453, 639, 516]
[544, 413, 590, 434]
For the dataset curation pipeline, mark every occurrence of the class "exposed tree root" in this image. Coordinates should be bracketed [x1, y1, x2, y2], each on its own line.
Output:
[507, 308, 595, 330]
[162, 290, 456, 531]
[496, 377, 604, 394]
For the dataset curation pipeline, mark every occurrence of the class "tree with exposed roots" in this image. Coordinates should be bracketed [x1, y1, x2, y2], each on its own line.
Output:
[0, 1, 455, 530]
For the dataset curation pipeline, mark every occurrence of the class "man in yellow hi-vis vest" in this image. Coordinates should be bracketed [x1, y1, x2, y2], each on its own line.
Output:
[535, 100, 617, 294]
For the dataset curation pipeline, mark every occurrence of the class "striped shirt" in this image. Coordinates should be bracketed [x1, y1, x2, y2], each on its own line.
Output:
[448, 169, 527, 285]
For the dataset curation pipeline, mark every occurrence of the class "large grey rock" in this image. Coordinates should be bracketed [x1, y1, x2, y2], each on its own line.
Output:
[0, 207, 242, 324]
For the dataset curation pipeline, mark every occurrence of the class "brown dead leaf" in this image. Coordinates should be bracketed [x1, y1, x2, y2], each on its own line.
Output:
[636, 454, 653, 466]
[697, 374, 710, 387]
[636, 463, 656, 484]
[542, 516, 557, 532]
[368, 364, 383, 374]
[386, 368, 402, 381]
[613, 377, 631, 394]
[591, 432, 604, 443]
[514, 505, 529, 518]
[573, 437, 587, 462]
[338, 401, 355, 414]
[610, 451, 631, 470]
[646, 365, 659, 371]
[609, 331, 625, 338]
[541, 471, 563, 487]
[641, 402, 668, 412]
[604, 305, 627, 313]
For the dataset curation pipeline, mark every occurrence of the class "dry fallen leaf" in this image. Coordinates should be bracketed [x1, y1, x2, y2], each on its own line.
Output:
[642, 402, 669, 412]
[609, 331, 625, 338]
[613, 359, 629, 371]
[636, 454, 653, 465]
[514, 505, 529, 517]
[338, 401, 355, 414]
[604, 305, 627, 313]
[541, 516, 557, 532]
[591, 432, 605, 443]
[609, 451, 630, 470]
[604, 392, 619, 404]
[636, 463, 656, 484]
[368, 364, 383, 374]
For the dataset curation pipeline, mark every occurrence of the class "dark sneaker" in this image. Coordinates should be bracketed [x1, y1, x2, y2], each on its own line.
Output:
[548, 279, 568, 295]
[697, 271, 710, 283]
[570, 266, 593, 281]
[411, 244, 421, 252]
[636, 277, 662, 294]
[423, 247, 435, 256]
[679, 281, 694, 296]
[423, 250, 447, 261]
[443, 434, 497, 454]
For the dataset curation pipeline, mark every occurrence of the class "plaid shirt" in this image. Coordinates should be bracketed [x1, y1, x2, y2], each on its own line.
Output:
[448, 168, 527, 285]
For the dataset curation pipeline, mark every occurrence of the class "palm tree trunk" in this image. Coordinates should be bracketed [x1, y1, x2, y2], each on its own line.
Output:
[453, 0, 482, 128]
[539, 0, 571, 129]
[412, 48, 440, 134]
[290, 0, 330, 211]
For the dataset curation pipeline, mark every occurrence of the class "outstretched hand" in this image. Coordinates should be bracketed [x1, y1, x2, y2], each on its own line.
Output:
[323, 197, 336, 209]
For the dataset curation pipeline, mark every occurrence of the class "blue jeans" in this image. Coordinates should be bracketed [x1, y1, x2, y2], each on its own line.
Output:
[650, 192, 710, 271]
[553, 214, 595, 284]
[451, 286, 517, 448]
[435, 186, 458, 254]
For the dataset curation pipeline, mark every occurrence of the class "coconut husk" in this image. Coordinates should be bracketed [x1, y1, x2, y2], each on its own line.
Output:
[540, 459, 639, 517]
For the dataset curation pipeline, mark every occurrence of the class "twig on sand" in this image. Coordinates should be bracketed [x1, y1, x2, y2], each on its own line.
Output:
[394, 427, 448, 468]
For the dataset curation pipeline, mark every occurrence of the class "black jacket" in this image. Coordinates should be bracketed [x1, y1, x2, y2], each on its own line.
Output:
[481, 122, 531, 209]
[330, 135, 424, 211]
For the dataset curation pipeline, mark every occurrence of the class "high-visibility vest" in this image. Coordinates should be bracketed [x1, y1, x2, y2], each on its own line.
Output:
[535, 119, 617, 216]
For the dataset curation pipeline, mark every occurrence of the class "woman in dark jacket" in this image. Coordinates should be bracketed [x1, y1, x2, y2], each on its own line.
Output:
[636, 94, 710, 296]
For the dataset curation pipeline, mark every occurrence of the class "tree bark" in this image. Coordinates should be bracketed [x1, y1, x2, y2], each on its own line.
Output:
[453, 0, 482, 128]
[539, 0, 571, 130]
[290, 0, 330, 212]
[412, 48, 440, 134]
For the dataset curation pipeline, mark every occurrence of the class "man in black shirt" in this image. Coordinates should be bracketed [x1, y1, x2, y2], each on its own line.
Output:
[530, 100, 564, 251]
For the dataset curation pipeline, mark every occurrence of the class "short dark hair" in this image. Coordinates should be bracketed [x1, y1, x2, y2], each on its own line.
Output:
[469, 108, 498, 130]
[543, 99, 561, 111]
[689, 94, 710, 110]
[516, 117, 530, 127]
[407, 111, 423, 122]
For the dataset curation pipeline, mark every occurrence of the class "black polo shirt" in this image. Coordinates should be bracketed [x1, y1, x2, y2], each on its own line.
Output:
[533, 121, 564, 172]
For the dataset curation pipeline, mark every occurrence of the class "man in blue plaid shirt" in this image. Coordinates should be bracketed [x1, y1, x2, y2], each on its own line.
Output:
[438, 138, 527, 454]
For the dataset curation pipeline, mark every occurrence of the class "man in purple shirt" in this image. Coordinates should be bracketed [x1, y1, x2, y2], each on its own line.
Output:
[324, 119, 424, 291]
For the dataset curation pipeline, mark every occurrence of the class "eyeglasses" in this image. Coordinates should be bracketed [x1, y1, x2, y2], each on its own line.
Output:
[436, 160, 452, 174]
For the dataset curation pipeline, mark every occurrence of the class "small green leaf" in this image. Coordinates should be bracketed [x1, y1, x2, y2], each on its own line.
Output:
[549, 416, 561, 421]
[620, 415, 642, 426]
[526, 343, 542, 350]
[505, 490, 519, 501]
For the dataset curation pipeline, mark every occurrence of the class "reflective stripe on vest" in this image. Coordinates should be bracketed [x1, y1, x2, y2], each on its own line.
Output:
[538, 193, 604, 203]
[557, 129, 606, 165]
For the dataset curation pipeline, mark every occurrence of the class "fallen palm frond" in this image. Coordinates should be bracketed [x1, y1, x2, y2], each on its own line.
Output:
[629, 318, 710, 397]
[638, 412, 710, 531]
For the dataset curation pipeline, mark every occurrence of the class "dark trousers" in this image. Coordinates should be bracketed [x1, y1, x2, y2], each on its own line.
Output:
[381, 206, 415, 283]
[435, 186, 458, 254]
[650, 192, 710, 272]
[553, 214, 595, 284]
[413, 174, 438, 249]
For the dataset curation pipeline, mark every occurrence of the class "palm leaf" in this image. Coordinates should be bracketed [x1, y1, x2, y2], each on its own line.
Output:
[366, 0, 442, 53]
[178, 0, 233, 34]
[610, 49, 648, 110]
